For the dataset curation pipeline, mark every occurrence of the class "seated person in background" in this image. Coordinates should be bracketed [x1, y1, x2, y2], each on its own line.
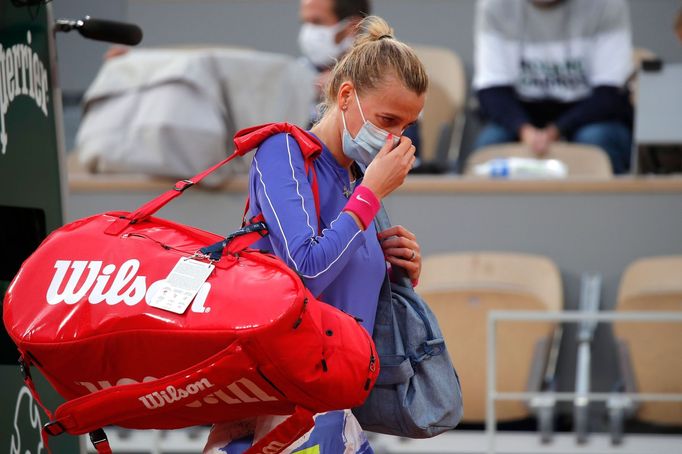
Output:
[472, 0, 634, 174]
[299, 0, 370, 112]
[299, 0, 421, 155]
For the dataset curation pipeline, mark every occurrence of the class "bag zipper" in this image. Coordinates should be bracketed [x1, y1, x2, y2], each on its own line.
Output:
[121, 232, 196, 254]
[292, 298, 308, 329]
[121, 232, 217, 262]
[364, 329, 377, 390]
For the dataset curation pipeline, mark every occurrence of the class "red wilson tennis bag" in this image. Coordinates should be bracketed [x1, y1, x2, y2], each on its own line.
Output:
[2, 123, 379, 454]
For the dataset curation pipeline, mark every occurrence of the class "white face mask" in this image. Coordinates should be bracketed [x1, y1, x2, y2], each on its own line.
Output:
[298, 20, 353, 68]
[341, 90, 400, 168]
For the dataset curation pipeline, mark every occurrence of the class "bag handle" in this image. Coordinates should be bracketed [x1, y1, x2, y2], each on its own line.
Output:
[244, 406, 315, 454]
[41, 341, 251, 436]
[105, 123, 322, 236]
[39, 334, 313, 454]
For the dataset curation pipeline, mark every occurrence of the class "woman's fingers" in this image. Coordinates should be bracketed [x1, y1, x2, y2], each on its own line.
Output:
[385, 255, 421, 283]
[377, 224, 422, 283]
[386, 255, 419, 270]
[381, 238, 419, 255]
[362, 138, 414, 199]
[377, 135, 412, 159]
[383, 247, 416, 261]
[375, 134, 398, 158]
[377, 225, 417, 241]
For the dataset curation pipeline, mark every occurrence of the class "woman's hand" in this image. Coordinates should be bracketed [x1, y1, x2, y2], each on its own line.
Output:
[377, 225, 421, 285]
[362, 135, 416, 200]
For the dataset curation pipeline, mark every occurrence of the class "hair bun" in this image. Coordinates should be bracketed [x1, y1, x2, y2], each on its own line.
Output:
[353, 15, 395, 46]
[321, 14, 428, 114]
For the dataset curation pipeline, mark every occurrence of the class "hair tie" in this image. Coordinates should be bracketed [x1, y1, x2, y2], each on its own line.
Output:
[378, 34, 393, 40]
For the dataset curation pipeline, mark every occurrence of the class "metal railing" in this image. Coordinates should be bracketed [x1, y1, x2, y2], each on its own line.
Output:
[486, 310, 682, 454]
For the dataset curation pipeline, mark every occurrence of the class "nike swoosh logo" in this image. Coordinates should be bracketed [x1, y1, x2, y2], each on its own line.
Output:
[356, 194, 371, 205]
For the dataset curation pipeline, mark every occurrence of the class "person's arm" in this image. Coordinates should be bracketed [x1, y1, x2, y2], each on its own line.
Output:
[554, 0, 633, 136]
[251, 134, 368, 296]
[473, 0, 527, 136]
[477, 86, 529, 137]
[554, 85, 631, 136]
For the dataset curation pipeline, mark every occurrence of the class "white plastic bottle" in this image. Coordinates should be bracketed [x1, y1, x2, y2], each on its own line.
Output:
[473, 157, 568, 179]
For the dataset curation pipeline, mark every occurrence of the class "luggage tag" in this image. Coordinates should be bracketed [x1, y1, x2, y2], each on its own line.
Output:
[149, 257, 215, 314]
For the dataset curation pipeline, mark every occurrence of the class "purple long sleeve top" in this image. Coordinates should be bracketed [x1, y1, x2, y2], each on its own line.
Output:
[247, 132, 385, 334]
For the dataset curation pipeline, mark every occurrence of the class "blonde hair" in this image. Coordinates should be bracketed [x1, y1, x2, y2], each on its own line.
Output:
[322, 16, 428, 113]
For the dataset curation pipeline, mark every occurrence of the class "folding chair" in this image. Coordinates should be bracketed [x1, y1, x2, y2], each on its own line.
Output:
[419, 252, 563, 436]
[611, 256, 682, 442]
[410, 44, 467, 172]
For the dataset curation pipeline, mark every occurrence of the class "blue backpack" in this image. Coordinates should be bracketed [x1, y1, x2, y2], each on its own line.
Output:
[352, 207, 464, 437]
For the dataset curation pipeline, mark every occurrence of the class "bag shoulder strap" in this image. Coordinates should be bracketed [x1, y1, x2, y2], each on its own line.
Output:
[233, 123, 321, 160]
[241, 125, 323, 234]
[104, 123, 322, 236]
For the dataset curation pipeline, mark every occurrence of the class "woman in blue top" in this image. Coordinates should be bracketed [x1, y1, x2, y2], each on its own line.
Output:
[204, 15, 428, 454]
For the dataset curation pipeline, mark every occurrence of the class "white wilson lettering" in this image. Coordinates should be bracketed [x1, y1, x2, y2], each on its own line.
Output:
[138, 378, 214, 410]
[77, 376, 279, 409]
[46, 259, 211, 312]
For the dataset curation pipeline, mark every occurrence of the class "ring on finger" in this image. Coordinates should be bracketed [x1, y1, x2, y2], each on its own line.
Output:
[409, 250, 416, 261]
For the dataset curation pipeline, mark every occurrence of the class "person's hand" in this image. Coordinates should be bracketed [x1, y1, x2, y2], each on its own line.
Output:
[519, 123, 539, 148]
[104, 46, 130, 61]
[543, 124, 560, 142]
[377, 225, 421, 285]
[362, 135, 416, 199]
[520, 123, 560, 156]
[532, 124, 560, 156]
[532, 130, 551, 156]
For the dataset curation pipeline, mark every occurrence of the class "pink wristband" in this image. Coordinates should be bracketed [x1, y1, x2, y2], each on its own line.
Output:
[343, 185, 380, 230]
